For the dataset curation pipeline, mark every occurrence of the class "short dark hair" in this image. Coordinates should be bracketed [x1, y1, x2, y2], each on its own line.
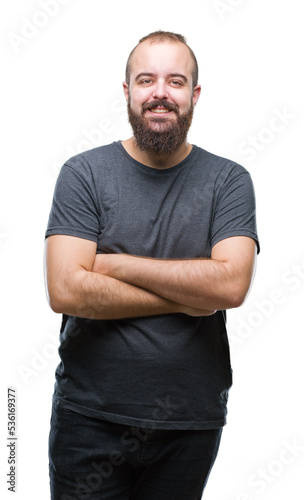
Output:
[125, 30, 199, 88]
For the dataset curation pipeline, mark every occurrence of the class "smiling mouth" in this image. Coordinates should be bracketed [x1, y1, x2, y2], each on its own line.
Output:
[143, 100, 178, 116]
[149, 108, 171, 114]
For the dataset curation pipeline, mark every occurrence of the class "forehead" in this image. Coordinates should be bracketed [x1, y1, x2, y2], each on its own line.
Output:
[129, 40, 194, 82]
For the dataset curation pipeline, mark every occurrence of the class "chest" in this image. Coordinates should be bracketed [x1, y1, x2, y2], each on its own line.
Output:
[97, 167, 215, 259]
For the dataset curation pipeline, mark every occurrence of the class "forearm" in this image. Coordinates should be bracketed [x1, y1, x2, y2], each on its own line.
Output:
[45, 235, 217, 320]
[49, 268, 184, 319]
[94, 254, 245, 310]
[125, 257, 233, 309]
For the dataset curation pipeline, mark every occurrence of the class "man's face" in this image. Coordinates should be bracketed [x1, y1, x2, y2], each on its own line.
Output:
[123, 40, 201, 156]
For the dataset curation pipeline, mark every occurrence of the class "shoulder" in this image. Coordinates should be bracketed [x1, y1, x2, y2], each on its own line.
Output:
[192, 145, 250, 179]
[61, 141, 121, 177]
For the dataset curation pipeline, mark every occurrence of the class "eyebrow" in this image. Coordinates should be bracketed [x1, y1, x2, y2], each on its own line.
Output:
[134, 72, 188, 83]
[169, 73, 188, 83]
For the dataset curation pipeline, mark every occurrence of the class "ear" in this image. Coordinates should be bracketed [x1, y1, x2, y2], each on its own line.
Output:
[122, 81, 129, 102]
[192, 84, 201, 107]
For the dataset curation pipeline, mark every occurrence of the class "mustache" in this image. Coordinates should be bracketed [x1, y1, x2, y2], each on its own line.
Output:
[142, 100, 179, 113]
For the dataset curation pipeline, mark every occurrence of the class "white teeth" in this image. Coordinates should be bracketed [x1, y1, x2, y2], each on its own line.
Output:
[151, 108, 170, 114]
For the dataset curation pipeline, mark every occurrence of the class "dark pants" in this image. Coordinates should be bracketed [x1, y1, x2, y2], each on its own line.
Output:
[49, 403, 222, 500]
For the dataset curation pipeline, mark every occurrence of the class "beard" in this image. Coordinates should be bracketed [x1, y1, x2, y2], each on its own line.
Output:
[127, 99, 194, 158]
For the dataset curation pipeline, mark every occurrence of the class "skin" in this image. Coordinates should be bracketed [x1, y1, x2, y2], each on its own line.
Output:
[122, 40, 201, 169]
[44, 40, 257, 320]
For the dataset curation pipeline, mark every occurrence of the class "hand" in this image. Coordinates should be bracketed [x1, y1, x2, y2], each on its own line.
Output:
[92, 253, 120, 276]
[180, 305, 217, 317]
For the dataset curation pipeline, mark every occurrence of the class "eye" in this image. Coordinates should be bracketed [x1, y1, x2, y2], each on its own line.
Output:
[140, 79, 153, 85]
[170, 80, 183, 87]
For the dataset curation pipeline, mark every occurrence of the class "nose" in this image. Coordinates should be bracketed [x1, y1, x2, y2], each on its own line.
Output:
[152, 79, 169, 100]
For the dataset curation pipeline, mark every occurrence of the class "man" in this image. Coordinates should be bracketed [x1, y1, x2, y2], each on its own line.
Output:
[45, 31, 259, 499]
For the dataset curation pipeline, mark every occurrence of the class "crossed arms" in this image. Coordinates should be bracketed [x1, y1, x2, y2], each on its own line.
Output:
[44, 234, 257, 320]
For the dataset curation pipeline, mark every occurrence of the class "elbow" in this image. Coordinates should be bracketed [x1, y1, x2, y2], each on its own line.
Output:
[227, 293, 245, 309]
[225, 283, 250, 309]
[46, 283, 72, 314]
[211, 259, 256, 310]
[47, 291, 67, 314]
[49, 300, 64, 315]
[46, 275, 101, 319]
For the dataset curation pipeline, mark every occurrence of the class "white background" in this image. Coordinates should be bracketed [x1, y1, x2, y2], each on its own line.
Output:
[1, 0, 303, 498]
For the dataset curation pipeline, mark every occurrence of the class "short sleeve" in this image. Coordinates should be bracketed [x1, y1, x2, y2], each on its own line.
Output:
[45, 162, 100, 242]
[210, 166, 260, 253]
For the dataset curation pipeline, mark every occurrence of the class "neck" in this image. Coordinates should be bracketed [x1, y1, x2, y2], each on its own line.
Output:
[122, 137, 192, 170]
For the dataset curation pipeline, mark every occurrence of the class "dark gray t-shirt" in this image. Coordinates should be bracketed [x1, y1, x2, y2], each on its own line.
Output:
[46, 141, 259, 430]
